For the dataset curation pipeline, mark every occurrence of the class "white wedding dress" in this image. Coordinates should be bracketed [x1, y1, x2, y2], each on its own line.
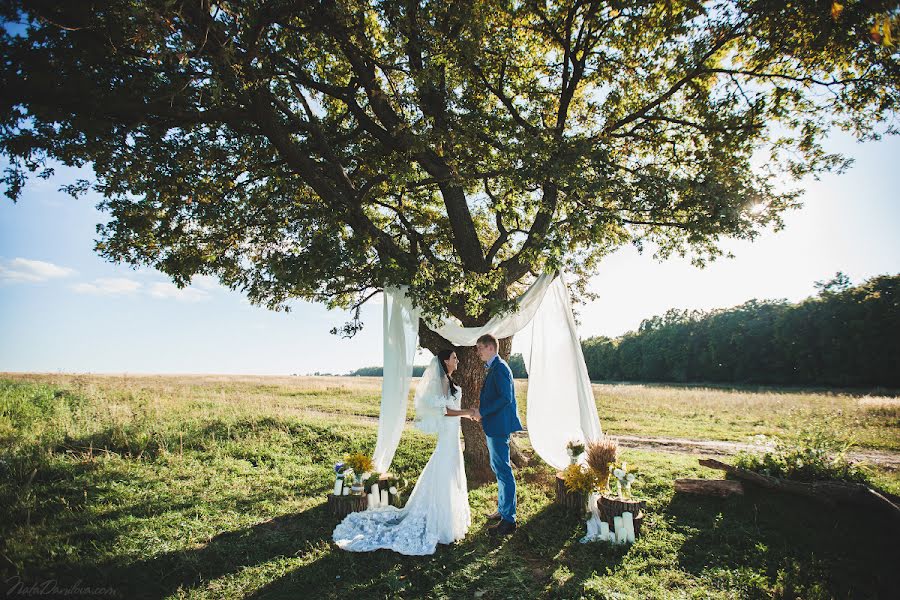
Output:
[332, 374, 471, 555]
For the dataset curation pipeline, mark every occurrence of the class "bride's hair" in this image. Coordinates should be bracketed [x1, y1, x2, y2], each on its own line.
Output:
[436, 349, 458, 396]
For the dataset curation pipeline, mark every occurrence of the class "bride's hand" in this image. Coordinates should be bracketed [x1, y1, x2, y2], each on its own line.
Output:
[468, 408, 481, 422]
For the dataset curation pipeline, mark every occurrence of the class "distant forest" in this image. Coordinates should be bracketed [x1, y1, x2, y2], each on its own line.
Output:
[349, 273, 899, 388]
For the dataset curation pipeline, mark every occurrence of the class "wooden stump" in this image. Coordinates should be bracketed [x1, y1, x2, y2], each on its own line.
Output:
[555, 475, 648, 538]
[555, 473, 587, 512]
[327, 493, 367, 519]
[599, 494, 647, 537]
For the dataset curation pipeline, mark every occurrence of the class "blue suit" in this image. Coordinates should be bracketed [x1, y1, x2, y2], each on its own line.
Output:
[479, 355, 523, 524]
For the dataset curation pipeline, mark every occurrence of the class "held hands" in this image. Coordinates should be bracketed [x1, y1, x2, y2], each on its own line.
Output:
[466, 408, 482, 422]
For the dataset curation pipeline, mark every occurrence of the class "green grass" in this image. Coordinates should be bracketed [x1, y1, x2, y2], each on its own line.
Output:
[1, 377, 898, 599]
[4, 372, 897, 451]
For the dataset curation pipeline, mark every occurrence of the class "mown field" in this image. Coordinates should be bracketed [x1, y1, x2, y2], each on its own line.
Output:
[1, 373, 898, 599]
[4, 372, 897, 450]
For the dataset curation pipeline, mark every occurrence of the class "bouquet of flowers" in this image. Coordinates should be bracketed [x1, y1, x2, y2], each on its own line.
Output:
[612, 461, 638, 499]
[561, 462, 599, 494]
[566, 439, 586, 464]
[345, 452, 374, 475]
[344, 452, 375, 494]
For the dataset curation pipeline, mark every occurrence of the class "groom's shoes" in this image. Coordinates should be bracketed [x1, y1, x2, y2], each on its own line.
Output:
[485, 510, 502, 521]
[488, 519, 516, 537]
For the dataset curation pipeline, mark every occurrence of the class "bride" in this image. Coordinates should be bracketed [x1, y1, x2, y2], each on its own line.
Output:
[332, 349, 480, 555]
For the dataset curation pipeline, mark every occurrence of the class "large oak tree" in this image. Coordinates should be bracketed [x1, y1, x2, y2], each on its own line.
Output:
[2, 0, 897, 481]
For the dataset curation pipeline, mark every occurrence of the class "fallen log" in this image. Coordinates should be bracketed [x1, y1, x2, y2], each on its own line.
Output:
[699, 458, 900, 529]
[675, 478, 744, 497]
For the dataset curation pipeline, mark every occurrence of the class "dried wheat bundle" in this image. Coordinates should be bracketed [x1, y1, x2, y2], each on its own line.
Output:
[586, 436, 619, 487]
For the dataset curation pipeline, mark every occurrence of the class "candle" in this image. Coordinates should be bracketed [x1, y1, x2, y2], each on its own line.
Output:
[622, 511, 636, 543]
[599, 521, 609, 539]
[380, 489, 389, 507]
[342, 486, 350, 496]
[332, 477, 343, 496]
[367, 492, 376, 510]
[613, 515, 626, 544]
[371, 483, 380, 504]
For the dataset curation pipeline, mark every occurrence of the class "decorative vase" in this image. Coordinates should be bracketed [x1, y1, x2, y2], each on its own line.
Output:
[350, 473, 365, 495]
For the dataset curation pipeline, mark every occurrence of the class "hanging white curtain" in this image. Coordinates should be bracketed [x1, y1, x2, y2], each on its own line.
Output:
[431, 272, 556, 344]
[371, 285, 421, 472]
[519, 272, 604, 468]
[371, 272, 603, 472]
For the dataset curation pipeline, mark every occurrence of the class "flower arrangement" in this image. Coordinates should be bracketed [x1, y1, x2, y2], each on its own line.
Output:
[344, 452, 374, 476]
[565, 439, 586, 463]
[561, 463, 600, 494]
[585, 437, 619, 494]
[333, 462, 347, 475]
[611, 461, 638, 499]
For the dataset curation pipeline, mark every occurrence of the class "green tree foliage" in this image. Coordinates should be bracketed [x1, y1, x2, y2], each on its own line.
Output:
[2, 1, 898, 326]
[581, 272, 900, 387]
[507, 353, 528, 378]
[349, 364, 427, 377]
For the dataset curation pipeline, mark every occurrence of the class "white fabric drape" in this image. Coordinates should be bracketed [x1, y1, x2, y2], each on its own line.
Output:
[431, 273, 556, 344]
[372, 272, 603, 472]
[519, 272, 604, 468]
[372, 285, 421, 472]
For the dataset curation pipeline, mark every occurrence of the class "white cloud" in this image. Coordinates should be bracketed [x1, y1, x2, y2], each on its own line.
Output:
[148, 282, 210, 302]
[0, 258, 77, 283]
[71, 277, 142, 295]
[190, 274, 220, 290]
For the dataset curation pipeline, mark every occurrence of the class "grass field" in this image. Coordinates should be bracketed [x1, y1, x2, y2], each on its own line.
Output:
[4, 372, 897, 450]
[1, 374, 898, 599]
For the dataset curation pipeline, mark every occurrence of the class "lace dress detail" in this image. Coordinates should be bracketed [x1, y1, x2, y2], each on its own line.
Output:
[333, 386, 471, 555]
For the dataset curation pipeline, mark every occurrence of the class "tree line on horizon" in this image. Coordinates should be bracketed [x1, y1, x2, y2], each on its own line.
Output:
[350, 273, 898, 388]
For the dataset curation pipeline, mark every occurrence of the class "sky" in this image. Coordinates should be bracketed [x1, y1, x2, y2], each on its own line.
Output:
[1, 129, 898, 375]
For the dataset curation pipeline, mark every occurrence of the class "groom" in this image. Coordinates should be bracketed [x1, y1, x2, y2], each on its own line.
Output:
[475, 333, 524, 537]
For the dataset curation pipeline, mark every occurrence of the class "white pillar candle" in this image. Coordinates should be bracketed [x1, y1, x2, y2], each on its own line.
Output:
[367, 492, 376, 509]
[342, 486, 350, 496]
[371, 483, 380, 503]
[380, 489, 389, 507]
[333, 477, 343, 496]
[599, 521, 609, 539]
[622, 511, 636, 543]
[614, 515, 626, 544]
[607, 530, 616, 542]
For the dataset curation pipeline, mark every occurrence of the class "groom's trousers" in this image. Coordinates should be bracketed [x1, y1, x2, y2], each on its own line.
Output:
[486, 434, 516, 523]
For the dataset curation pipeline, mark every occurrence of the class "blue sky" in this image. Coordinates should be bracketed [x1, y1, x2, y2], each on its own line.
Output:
[1, 130, 898, 375]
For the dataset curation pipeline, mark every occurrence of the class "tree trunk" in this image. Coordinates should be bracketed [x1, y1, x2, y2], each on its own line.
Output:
[674, 478, 745, 497]
[418, 324, 528, 486]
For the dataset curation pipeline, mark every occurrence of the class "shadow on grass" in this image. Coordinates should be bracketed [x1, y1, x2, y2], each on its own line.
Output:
[665, 485, 900, 598]
[74, 503, 336, 600]
[242, 500, 628, 599]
